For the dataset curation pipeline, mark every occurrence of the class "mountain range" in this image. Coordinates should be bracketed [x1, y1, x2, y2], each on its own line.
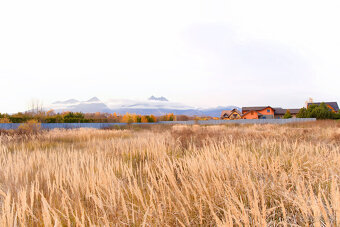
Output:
[49, 96, 239, 117]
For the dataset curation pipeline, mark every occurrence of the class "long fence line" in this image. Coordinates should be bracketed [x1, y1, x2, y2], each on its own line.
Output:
[0, 118, 316, 130]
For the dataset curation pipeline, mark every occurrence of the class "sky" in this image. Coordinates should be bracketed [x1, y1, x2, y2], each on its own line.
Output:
[0, 0, 339, 113]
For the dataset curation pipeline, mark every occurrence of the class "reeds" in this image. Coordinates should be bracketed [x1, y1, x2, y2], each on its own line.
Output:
[0, 122, 339, 226]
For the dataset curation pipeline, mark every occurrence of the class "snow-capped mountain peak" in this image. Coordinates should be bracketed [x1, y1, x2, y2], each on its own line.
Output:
[86, 97, 101, 102]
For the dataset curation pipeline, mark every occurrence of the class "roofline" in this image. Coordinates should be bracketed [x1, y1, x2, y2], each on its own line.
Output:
[221, 109, 241, 117]
[242, 106, 273, 112]
[242, 106, 272, 109]
[242, 110, 258, 117]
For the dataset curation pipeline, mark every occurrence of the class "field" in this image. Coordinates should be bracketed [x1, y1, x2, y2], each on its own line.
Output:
[0, 122, 340, 226]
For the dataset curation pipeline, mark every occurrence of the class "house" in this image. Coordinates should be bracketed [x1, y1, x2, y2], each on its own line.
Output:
[273, 108, 300, 119]
[224, 102, 339, 120]
[221, 109, 242, 120]
[307, 102, 339, 112]
[242, 106, 275, 119]
[240, 106, 300, 119]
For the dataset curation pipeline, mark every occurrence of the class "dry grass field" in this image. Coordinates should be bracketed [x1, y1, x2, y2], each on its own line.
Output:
[0, 121, 340, 226]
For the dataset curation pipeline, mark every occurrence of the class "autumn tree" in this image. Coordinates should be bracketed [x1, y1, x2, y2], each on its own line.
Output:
[108, 112, 119, 123]
[148, 115, 157, 123]
[122, 113, 134, 124]
[162, 113, 175, 121]
[141, 116, 148, 123]
[0, 117, 11, 123]
[46, 109, 55, 116]
[133, 114, 142, 123]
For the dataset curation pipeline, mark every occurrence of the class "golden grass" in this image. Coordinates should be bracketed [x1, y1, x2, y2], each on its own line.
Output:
[0, 122, 340, 226]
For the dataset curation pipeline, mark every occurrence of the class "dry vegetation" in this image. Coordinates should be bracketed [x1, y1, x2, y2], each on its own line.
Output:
[0, 121, 340, 226]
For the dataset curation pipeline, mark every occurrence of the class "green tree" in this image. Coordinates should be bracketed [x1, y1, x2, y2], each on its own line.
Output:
[63, 112, 89, 123]
[296, 108, 307, 118]
[297, 103, 335, 119]
[336, 111, 340, 119]
[283, 110, 292, 119]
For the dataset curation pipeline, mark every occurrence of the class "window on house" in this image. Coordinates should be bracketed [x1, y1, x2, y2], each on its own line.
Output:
[267, 109, 270, 113]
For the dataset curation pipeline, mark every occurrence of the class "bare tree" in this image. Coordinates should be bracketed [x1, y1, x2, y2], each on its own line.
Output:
[28, 99, 44, 115]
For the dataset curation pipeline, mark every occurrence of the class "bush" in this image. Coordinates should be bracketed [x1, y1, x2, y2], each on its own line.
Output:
[18, 119, 41, 134]
[0, 118, 11, 123]
[9, 113, 33, 123]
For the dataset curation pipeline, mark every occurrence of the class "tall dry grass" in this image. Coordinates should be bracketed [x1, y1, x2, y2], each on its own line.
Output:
[0, 122, 340, 226]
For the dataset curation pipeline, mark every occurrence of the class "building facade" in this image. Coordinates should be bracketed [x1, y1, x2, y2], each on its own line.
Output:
[221, 109, 242, 120]
[242, 106, 275, 119]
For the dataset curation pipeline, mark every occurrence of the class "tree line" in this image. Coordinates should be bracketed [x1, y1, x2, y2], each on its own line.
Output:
[296, 103, 340, 119]
[1, 102, 338, 123]
[0, 111, 179, 123]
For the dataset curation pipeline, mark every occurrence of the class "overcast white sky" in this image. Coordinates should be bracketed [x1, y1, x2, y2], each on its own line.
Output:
[0, 0, 339, 113]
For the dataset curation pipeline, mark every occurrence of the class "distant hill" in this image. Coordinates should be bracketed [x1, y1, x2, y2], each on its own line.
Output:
[49, 96, 239, 117]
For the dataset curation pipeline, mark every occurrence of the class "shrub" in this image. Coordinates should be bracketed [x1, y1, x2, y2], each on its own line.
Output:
[18, 119, 41, 134]
[8, 112, 33, 123]
[175, 115, 191, 121]
[0, 118, 11, 123]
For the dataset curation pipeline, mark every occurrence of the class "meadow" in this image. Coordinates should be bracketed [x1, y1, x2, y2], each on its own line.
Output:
[0, 121, 340, 226]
